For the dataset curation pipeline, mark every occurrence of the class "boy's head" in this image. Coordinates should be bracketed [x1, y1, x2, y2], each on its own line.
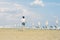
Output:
[22, 16, 25, 19]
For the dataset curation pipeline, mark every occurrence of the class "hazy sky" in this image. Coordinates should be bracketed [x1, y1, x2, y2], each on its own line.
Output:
[0, 0, 60, 28]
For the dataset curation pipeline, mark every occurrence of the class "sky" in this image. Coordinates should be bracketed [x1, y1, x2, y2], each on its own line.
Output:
[0, 0, 60, 28]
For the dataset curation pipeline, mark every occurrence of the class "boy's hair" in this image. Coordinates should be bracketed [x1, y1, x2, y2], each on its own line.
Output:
[22, 16, 25, 19]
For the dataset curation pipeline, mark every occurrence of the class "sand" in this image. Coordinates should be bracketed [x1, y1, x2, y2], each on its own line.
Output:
[0, 28, 60, 40]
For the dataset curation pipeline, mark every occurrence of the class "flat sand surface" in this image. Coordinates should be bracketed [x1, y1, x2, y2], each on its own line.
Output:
[0, 28, 60, 40]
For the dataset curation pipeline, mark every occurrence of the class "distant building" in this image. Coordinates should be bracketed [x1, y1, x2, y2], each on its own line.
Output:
[45, 20, 48, 28]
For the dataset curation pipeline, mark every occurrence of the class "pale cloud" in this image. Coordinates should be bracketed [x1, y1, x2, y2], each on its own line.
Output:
[14, 3, 23, 9]
[46, 2, 60, 6]
[13, 3, 34, 16]
[0, 2, 15, 12]
[0, 2, 26, 18]
[30, 0, 44, 7]
[0, 8, 9, 12]
[0, 2, 10, 4]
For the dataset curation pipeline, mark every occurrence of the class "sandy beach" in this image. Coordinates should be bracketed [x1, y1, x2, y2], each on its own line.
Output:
[0, 28, 60, 40]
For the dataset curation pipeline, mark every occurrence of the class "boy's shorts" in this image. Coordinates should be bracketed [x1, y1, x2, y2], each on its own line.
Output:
[22, 22, 25, 26]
